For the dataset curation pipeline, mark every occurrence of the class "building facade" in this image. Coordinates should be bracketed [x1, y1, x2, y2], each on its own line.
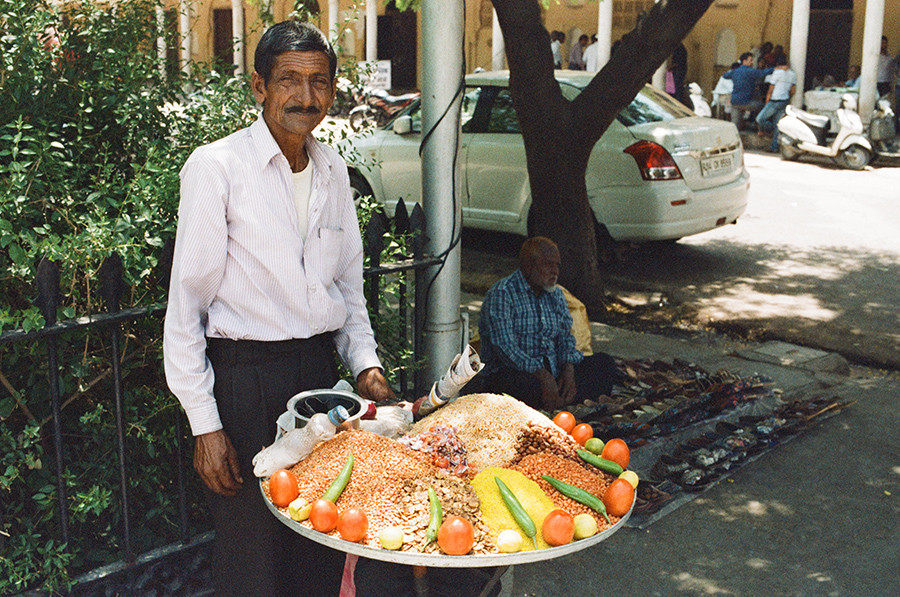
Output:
[164, 0, 900, 99]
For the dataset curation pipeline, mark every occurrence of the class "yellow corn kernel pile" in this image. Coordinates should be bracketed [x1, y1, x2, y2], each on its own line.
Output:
[471, 467, 555, 550]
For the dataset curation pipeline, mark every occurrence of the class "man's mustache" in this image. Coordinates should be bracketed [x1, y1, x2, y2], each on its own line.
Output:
[286, 105, 321, 114]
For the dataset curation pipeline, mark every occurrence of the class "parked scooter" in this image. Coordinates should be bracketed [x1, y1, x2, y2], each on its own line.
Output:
[776, 94, 872, 170]
[348, 87, 420, 131]
[688, 82, 712, 118]
[868, 98, 900, 161]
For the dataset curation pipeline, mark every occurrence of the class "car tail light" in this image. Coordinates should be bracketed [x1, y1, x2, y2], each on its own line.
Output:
[624, 141, 683, 181]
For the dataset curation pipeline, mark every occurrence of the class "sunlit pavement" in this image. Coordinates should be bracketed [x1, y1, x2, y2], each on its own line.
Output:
[489, 312, 900, 597]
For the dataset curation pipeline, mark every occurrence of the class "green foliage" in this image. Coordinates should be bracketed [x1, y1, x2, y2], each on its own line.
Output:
[0, 1, 417, 593]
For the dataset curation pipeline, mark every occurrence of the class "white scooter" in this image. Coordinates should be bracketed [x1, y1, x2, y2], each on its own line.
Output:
[776, 94, 872, 170]
[868, 98, 900, 161]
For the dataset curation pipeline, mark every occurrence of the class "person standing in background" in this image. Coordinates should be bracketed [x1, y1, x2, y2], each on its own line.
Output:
[755, 54, 796, 152]
[877, 35, 893, 97]
[551, 31, 565, 69]
[568, 34, 589, 70]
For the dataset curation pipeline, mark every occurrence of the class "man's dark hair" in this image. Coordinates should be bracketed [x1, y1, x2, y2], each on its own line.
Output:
[255, 21, 337, 83]
[730, 62, 741, 70]
[774, 54, 787, 67]
[739, 52, 753, 63]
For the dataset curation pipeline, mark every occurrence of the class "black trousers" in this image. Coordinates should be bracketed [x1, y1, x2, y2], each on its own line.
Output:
[204, 335, 346, 597]
[353, 559, 502, 597]
[465, 352, 620, 410]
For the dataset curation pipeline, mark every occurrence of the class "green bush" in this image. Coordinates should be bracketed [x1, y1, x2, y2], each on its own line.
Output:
[0, 1, 414, 593]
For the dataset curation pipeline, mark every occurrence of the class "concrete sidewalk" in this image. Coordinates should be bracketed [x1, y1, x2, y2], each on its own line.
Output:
[463, 298, 900, 596]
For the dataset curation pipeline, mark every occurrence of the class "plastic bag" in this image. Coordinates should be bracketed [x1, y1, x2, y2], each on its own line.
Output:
[358, 405, 413, 439]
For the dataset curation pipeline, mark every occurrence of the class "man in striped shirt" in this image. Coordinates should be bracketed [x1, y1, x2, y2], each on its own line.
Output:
[164, 21, 392, 597]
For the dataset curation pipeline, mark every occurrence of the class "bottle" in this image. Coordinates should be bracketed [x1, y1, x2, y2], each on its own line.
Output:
[253, 405, 349, 477]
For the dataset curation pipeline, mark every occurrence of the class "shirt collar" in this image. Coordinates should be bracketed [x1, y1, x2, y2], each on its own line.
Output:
[248, 113, 334, 182]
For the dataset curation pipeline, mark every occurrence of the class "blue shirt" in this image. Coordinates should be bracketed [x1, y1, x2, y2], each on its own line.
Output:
[478, 269, 583, 377]
[723, 65, 774, 105]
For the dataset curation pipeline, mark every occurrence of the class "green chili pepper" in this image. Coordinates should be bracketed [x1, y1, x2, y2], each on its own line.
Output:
[322, 453, 353, 503]
[425, 488, 443, 544]
[494, 477, 537, 549]
[541, 474, 611, 524]
[576, 449, 624, 477]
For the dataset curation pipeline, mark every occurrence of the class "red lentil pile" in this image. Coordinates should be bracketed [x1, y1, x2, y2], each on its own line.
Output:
[285, 429, 439, 548]
[513, 452, 620, 531]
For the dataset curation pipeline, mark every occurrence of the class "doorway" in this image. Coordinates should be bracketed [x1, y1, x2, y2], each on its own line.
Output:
[377, 2, 418, 90]
[806, 0, 853, 88]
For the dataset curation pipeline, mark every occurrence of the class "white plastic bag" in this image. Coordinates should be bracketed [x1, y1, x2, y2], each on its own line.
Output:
[358, 405, 413, 439]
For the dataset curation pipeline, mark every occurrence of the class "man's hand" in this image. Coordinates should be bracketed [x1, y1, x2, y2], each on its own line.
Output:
[558, 363, 577, 405]
[194, 429, 242, 496]
[356, 367, 395, 402]
[533, 368, 562, 410]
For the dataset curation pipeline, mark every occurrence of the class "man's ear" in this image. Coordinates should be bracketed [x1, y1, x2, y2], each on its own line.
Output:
[250, 71, 267, 106]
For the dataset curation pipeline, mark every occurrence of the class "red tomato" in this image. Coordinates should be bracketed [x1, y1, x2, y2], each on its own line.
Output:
[541, 509, 575, 546]
[437, 516, 474, 555]
[268, 469, 299, 508]
[310, 499, 339, 532]
[600, 438, 631, 469]
[336, 508, 369, 542]
[570, 423, 594, 446]
[552, 411, 577, 434]
[603, 478, 635, 517]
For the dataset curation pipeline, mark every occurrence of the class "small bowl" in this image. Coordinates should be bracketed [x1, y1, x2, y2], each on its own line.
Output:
[286, 389, 367, 429]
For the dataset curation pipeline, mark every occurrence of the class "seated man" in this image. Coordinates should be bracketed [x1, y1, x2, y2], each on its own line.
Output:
[468, 237, 619, 410]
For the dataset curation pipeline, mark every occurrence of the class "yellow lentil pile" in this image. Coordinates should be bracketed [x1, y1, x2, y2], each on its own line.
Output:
[409, 393, 558, 473]
[285, 429, 439, 549]
[513, 452, 620, 531]
[398, 474, 496, 554]
[470, 467, 556, 550]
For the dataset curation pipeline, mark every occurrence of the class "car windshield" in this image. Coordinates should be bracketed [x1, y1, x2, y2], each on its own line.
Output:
[616, 86, 695, 126]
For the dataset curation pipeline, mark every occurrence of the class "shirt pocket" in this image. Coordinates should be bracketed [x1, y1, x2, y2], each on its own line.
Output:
[309, 226, 344, 285]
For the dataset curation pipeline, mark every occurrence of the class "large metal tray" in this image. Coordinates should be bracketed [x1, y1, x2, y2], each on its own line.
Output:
[262, 482, 632, 567]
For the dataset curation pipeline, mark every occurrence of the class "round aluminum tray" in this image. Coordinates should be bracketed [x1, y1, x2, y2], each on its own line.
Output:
[261, 482, 632, 567]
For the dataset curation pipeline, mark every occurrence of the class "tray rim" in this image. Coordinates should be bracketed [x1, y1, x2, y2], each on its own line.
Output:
[260, 481, 632, 567]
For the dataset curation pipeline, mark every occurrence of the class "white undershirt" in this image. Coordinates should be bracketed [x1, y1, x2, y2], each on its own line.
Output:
[292, 161, 314, 241]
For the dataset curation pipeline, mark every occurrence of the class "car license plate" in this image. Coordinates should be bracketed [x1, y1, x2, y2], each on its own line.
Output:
[700, 154, 733, 177]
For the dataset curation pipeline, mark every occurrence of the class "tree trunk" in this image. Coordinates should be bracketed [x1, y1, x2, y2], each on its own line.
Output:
[490, 0, 714, 317]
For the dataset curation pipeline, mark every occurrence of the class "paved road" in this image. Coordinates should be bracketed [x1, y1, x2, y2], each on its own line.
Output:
[605, 151, 900, 367]
[462, 151, 900, 368]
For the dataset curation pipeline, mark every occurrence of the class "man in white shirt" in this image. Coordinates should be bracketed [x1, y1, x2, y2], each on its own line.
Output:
[550, 30, 565, 69]
[583, 35, 599, 73]
[755, 54, 796, 152]
[164, 21, 392, 597]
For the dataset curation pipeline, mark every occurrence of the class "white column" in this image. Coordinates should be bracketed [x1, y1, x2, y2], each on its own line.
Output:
[492, 9, 504, 71]
[329, 0, 339, 42]
[858, 0, 885, 122]
[596, 0, 613, 70]
[232, 0, 245, 75]
[421, 0, 464, 391]
[789, 0, 810, 107]
[366, 0, 377, 62]
[156, 5, 167, 78]
[180, 0, 191, 79]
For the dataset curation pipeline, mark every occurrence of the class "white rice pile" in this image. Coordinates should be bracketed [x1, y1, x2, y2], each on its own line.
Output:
[409, 393, 556, 472]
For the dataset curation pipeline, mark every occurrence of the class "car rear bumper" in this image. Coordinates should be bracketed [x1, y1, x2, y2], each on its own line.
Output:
[596, 168, 750, 242]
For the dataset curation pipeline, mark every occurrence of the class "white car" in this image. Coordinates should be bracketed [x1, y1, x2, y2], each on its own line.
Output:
[341, 70, 749, 243]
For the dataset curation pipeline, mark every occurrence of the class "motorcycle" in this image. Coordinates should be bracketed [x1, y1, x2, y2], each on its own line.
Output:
[868, 97, 900, 161]
[688, 82, 712, 118]
[348, 87, 420, 132]
[776, 94, 872, 170]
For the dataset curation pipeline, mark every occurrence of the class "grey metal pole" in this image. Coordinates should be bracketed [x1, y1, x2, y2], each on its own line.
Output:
[421, 0, 464, 388]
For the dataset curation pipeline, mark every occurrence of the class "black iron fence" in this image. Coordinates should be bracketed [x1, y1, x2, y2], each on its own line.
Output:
[1, 201, 438, 595]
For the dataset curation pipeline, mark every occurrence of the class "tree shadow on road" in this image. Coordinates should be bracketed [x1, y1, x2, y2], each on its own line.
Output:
[606, 240, 900, 367]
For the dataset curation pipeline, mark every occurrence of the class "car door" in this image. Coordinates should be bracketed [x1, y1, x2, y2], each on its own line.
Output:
[462, 86, 530, 233]
[375, 89, 481, 215]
